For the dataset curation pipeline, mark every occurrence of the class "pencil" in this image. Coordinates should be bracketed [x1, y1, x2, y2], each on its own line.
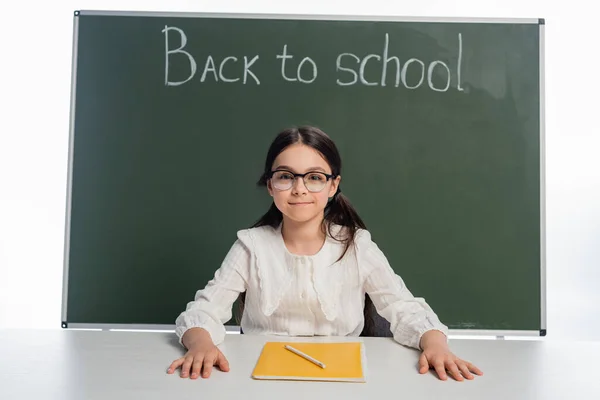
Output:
[284, 345, 327, 369]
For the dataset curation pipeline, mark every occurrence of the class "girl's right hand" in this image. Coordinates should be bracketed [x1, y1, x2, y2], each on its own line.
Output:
[167, 330, 230, 379]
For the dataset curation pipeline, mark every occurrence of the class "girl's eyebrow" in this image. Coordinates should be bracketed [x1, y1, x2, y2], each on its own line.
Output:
[273, 165, 327, 173]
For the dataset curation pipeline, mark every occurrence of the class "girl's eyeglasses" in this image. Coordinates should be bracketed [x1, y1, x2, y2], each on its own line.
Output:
[268, 170, 335, 193]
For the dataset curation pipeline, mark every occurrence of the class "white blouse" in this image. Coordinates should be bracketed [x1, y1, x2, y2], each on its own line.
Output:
[175, 224, 448, 350]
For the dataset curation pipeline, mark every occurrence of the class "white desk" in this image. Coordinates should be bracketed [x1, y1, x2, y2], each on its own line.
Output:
[0, 329, 597, 399]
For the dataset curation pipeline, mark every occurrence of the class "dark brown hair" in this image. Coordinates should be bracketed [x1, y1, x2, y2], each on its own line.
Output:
[251, 125, 367, 260]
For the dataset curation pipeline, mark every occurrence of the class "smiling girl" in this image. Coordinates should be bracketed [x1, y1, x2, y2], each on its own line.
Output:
[167, 125, 483, 382]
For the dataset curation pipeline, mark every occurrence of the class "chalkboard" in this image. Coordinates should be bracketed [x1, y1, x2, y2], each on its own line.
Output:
[62, 10, 545, 335]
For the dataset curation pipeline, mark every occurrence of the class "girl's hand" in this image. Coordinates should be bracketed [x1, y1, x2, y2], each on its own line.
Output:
[167, 329, 230, 379]
[167, 345, 230, 379]
[418, 330, 483, 381]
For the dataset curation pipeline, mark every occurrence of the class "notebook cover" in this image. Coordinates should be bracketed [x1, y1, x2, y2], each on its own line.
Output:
[251, 342, 366, 382]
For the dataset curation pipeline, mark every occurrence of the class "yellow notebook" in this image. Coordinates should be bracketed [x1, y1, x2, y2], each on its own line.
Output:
[251, 342, 366, 382]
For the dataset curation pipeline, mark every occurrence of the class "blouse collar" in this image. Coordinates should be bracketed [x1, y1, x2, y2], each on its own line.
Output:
[275, 222, 344, 267]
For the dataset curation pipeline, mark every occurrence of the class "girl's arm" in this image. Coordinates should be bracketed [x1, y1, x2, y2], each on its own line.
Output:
[357, 230, 483, 381]
[358, 230, 449, 350]
[175, 239, 250, 346]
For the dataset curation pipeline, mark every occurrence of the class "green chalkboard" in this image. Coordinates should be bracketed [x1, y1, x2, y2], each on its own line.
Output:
[62, 11, 544, 334]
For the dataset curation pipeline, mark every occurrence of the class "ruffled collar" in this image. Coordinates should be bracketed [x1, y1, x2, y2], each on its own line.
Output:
[276, 222, 339, 265]
[248, 223, 349, 321]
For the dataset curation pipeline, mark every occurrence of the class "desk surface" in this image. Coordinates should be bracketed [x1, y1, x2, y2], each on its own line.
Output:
[0, 329, 597, 399]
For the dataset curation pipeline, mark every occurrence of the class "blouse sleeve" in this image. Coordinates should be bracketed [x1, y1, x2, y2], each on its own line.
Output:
[174, 235, 250, 346]
[357, 230, 449, 350]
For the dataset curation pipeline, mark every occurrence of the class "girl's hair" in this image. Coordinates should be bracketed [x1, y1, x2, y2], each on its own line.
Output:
[251, 125, 367, 260]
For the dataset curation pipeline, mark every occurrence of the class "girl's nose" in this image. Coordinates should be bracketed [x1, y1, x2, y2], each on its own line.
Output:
[291, 176, 308, 193]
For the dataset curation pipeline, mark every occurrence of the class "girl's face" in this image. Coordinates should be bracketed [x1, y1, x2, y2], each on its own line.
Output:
[267, 143, 340, 224]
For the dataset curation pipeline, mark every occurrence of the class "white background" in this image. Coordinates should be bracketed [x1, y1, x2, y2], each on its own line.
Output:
[1, 1, 598, 342]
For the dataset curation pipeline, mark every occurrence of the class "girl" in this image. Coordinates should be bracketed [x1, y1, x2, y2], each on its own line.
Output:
[167, 126, 483, 381]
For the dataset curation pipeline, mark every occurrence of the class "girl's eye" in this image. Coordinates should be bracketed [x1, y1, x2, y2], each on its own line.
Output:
[276, 172, 293, 180]
[307, 173, 325, 181]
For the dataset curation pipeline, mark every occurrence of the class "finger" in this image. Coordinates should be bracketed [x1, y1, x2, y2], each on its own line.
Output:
[216, 351, 230, 372]
[418, 353, 429, 374]
[433, 361, 448, 381]
[447, 361, 464, 382]
[166, 358, 184, 374]
[202, 357, 214, 378]
[457, 361, 474, 380]
[467, 362, 484, 376]
[180, 356, 194, 378]
[190, 358, 203, 379]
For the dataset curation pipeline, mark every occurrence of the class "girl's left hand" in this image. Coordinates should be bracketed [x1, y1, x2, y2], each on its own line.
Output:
[419, 331, 483, 381]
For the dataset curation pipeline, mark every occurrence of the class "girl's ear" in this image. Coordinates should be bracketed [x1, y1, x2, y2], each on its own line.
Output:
[329, 175, 341, 198]
[267, 179, 274, 197]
